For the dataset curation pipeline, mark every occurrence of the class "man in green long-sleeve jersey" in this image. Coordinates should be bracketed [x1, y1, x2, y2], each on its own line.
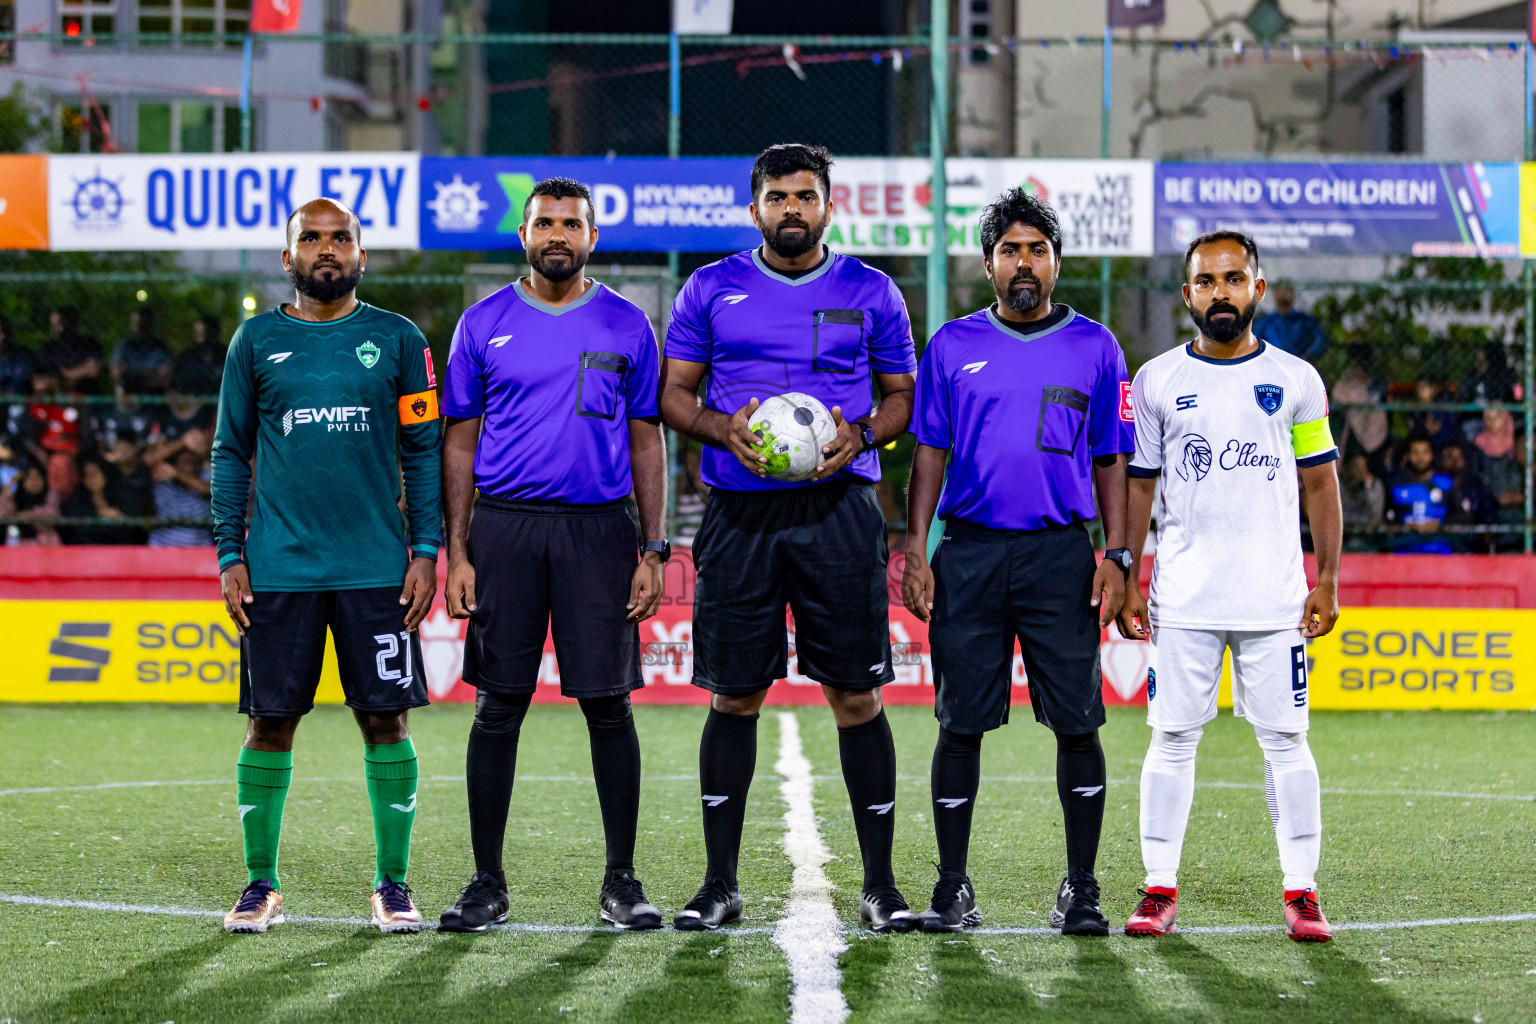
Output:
[211, 198, 443, 934]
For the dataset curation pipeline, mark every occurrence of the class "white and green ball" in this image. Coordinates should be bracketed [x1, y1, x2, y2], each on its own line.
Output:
[748, 392, 839, 482]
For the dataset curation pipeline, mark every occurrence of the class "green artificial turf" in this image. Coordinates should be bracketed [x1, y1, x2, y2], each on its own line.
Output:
[1, 704, 1532, 1022]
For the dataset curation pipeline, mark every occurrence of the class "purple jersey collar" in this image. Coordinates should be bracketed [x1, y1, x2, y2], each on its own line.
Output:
[984, 303, 1079, 342]
[750, 245, 838, 287]
[512, 277, 605, 316]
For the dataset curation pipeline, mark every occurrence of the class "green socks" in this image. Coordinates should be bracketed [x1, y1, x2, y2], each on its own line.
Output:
[365, 738, 419, 887]
[236, 748, 292, 889]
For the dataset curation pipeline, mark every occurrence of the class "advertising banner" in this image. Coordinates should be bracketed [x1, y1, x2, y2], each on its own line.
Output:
[419, 156, 758, 253]
[1155, 161, 1522, 257]
[6, 591, 1529, 711]
[48, 153, 420, 251]
[0, 155, 49, 250]
[418, 156, 1155, 257]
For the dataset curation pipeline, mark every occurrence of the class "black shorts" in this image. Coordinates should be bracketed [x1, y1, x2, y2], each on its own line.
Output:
[462, 496, 643, 699]
[238, 587, 429, 717]
[928, 519, 1104, 735]
[692, 479, 894, 695]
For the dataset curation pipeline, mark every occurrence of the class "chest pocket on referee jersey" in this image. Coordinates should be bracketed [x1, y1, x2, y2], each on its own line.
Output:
[1036, 385, 1090, 456]
[577, 351, 628, 420]
[813, 309, 865, 373]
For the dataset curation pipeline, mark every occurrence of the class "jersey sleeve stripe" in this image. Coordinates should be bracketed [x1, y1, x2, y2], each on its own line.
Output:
[1291, 415, 1334, 458]
[1128, 464, 1161, 478]
[398, 389, 440, 425]
[1297, 449, 1339, 468]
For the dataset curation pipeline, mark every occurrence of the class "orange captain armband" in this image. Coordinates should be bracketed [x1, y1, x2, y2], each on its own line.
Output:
[398, 389, 439, 425]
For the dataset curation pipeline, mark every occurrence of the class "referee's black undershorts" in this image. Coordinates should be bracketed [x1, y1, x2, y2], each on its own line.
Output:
[462, 495, 643, 699]
[928, 518, 1104, 735]
[691, 478, 895, 695]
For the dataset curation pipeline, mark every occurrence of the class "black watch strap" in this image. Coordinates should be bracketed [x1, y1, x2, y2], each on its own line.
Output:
[855, 420, 877, 452]
[641, 539, 671, 562]
[1103, 547, 1134, 578]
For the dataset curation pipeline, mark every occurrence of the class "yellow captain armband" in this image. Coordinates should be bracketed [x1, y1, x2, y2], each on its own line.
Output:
[1291, 416, 1334, 458]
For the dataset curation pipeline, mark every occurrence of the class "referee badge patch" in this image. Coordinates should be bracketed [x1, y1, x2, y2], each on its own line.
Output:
[423, 347, 437, 388]
[1119, 381, 1134, 422]
[398, 389, 439, 425]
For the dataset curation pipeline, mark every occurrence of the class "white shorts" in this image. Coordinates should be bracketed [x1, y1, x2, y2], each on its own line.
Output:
[1147, 626, 1310, 733]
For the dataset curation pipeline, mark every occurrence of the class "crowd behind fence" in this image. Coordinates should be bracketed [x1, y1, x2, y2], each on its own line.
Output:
[0, 263, 1528, 554]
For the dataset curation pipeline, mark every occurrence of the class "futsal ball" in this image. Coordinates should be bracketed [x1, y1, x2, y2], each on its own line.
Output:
[748, 392, 839, 482]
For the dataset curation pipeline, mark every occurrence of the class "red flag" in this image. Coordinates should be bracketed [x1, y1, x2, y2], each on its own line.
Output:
[251, 0, 303, 33]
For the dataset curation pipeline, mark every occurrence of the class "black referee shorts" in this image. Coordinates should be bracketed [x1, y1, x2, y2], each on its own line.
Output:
[928, 519, 1104, 736]
[238, 587, 429, 718]
[692, 479, 894, 695]
[462, 495, 643, 699]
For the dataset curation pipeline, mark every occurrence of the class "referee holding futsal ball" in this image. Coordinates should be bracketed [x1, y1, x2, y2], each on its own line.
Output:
[438, 177, 670, 933]
[902, 189, 1135, 936]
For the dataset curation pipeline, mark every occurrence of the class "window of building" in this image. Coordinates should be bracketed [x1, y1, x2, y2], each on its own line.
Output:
[59, 0, 116, 44]
[137, 0, 250, 48]
[136, 99, 251, 152]
[59, 102, 113, 152]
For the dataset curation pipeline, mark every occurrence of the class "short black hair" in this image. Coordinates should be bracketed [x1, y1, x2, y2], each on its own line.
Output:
[979, 188, 1062, 261]
[522, 177, 594, 226]
[750, 144, 834, 201]
[1405, 431, 1434, 449]
[1183, 230, 1260, 278]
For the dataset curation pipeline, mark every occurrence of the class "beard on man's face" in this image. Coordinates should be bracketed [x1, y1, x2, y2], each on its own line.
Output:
[762, 209, 829, 260]
[1190, 297, 1257, 344]
[290, 257, 362, 303]
[529, 241, 587, 283]
[994, 268, 1048, 315]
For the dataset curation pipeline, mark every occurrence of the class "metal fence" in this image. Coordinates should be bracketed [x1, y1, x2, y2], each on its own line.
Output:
[1, 30, 1532, 551]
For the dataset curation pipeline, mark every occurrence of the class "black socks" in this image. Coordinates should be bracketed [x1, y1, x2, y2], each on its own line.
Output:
[838, 709, 899, 889]
[581, 694, 642, 874]
[699, 707, 759, 888]
[1056, 729, 1107, 882]
[465, 689, 532, 877]
[930, 727, 984, 876]
[467, 690, 644, 878]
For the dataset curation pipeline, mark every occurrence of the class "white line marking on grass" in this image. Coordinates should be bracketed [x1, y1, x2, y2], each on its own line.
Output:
[0, 893, 774, 934]
[972, 912, 1536, 937]
[772, 711, 849, 1024]
[0, 774, 704, 798]
[832, 775, 1536, 803]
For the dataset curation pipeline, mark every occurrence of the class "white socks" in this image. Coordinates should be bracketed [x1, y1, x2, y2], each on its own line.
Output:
[1140, 724, 1322, 892]
[1139, 726, 1202, 889]
[1255, 726, 1322, 891]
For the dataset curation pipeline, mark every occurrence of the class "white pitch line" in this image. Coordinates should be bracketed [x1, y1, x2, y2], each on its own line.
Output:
[772, 711, 849, 1024]
[0, 774, 704, 798]
[972, 911, 1536, 936]
[818, 775, 1535, 803]
[2, 892, 1528, 940]
[0, 893, 774, 934]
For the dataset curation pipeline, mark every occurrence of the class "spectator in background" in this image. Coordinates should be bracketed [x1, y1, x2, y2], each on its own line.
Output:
[112, 308, 173, 395]
[143, 426, 211, 547]
[8, 461, 50, 543]
[1406, 378, 1459, 452]
[153, 363, 215, 443]
[1332, 348, 1390, 474]
[25, 362, 82, 462]
[1458, 342, 1518, 405]
[1254, 281, 1328, 362]
[1439, 441, 1493, 553]
[60, 454, 150, 545]
[41, 306, 104, 395]
[175, 315, 227, 396]
[0, 315, 33, 395]
[1340, 453, 1385, 551]
[674, 442, 708, 545]
[1475, 407, 1525, 548]
[1385, 434, 1454, 554]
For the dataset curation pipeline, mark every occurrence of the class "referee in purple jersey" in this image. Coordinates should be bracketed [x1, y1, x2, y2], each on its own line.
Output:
[437, 178, 669, 933]
[903, 189, 1135, 935]
[660, 144, 920, 933]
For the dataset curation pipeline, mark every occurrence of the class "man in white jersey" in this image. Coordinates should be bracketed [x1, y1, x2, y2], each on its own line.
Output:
[1116, 230, 1342, 942]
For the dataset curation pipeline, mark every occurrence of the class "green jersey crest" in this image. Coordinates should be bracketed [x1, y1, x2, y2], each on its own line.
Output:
[356, 340, 381, 369]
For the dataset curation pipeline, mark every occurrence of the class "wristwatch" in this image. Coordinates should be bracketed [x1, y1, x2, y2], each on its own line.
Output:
[641, 539, 672, 562]
[1102, 547, 1135, 578]
[854, 420, 877, 452]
